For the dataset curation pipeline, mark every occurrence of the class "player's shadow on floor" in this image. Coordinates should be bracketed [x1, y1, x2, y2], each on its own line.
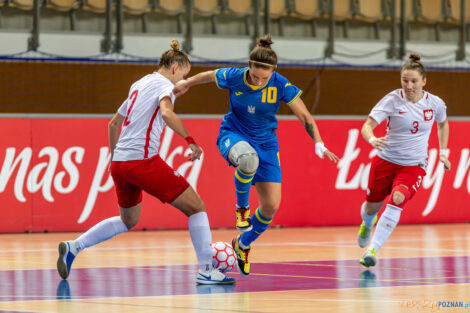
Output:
[56, 280, 72, 300]
[359, 270, 377, 288]
[196, 283, 237, 294]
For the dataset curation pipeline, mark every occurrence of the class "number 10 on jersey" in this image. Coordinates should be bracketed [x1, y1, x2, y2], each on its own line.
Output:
[261, 87, 277, 103]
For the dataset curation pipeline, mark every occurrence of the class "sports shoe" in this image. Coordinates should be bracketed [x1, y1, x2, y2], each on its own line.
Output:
[57, 241, 76, 279]
[357, 215, 378, 248]
[231, 235, 250, 276]
[236, 206, 252, 232]
[360, 248, 377, 268]
[196, 268, 236, 285]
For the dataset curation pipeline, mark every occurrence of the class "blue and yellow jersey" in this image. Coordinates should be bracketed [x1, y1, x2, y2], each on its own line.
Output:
[215, 67, 302, 145]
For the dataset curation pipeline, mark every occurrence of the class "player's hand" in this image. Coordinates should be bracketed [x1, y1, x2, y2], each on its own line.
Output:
[188, 143, 202, 161]
[440, 154, 451, 171]
[369, 136, 389, 151]
[324, 150, 340, 163]
[173, 80, 190, 98]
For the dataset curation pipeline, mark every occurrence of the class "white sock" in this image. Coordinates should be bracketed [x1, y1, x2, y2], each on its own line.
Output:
[188, 212, 213, 273]
[370, 204, 402, 253]
[361, 202, 378, 228]
[74, 216, 128, 253]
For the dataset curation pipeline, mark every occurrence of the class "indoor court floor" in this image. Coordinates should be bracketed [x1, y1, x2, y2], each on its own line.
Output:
[0, 224, 469, 313]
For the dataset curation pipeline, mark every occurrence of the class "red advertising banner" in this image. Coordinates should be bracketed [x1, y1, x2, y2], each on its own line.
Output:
[0, 117, 469, 233]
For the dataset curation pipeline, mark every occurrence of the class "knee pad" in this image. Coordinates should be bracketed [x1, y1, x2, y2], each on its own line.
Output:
[229, 141, 259, 174]
[388, 185, 411, 208]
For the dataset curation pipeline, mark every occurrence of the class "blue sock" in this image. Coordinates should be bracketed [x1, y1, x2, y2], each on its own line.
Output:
[240, 208, 272, 247]
[234, 168, 255, 207]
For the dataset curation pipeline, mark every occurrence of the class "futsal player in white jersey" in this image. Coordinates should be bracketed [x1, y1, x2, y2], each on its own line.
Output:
[56, 40, 235, 285]
[357, 54, 451, 267]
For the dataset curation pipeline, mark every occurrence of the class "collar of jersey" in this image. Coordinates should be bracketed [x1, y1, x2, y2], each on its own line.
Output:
[243, 68, 269, 90]
[400, 89, 429, 105]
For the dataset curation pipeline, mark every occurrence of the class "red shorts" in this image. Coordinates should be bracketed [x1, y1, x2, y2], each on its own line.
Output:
[366, 156, 426, 203]
[110, 155, 190, 208]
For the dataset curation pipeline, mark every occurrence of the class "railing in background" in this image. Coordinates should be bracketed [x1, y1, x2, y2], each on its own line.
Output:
[17, 0, 470, 60]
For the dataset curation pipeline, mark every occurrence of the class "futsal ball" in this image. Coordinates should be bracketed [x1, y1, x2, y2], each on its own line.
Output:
[211, 241, 236, 273]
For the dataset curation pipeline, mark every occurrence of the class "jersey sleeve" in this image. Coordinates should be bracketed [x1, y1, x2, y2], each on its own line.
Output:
[215, 67, 239, 90]
[160, 86, 176, 105]
[282, 83, 302, 105]
[117, 99, 128, 117]
[435, 98, 447, 123]
[369, 94, 395, 124]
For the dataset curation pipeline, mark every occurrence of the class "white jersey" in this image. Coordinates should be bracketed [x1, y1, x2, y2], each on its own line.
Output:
[369, 89, 447, 167]
[113, 73, 175, 161]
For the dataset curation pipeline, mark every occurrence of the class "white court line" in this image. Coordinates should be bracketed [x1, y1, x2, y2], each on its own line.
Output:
[0, 237, 469, 254]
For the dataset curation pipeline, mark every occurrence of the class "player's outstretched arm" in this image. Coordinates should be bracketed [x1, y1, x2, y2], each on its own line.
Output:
[361, 117, 389, 151]
[288, 97, 339, 163]
[437, 119, 451, 171]
[173, 70, 217, 98]
[108, 112, 125, 170]
[160, 97, 202, 161]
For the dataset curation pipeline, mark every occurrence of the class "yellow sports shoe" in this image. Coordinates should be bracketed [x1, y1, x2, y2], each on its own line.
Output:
[231, 235, 250, 276]
[360, 248, 377, 268]
[357, 215, 378, 248]
[236, 206, 252, 232]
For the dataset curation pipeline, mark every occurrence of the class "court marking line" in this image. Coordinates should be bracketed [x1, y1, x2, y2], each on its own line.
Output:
[275, 262, 407, 271]
[0, 238, 468, 253]
[1, 283, 469, 305]
[136, 266, 440, 285]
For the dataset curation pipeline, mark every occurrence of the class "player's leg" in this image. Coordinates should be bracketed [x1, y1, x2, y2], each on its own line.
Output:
[140, 155, 235, 285]
[361, 165, 425, 268]
[57, 161, 142, 279]
[358, 156, 394, 249]
[232, 182, 280, 277]
[228, 141, 259, 232]
[218, 131, 259, 232]
[171, 186, 236, 285]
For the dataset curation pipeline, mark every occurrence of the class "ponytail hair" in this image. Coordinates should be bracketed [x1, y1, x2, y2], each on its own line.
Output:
[249, 34, 277, 70]
[158, 39, 190, 69]
[401, 53, 426, 78]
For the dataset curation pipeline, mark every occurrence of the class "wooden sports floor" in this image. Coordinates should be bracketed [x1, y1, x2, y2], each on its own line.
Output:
[0, 224, 469, 313]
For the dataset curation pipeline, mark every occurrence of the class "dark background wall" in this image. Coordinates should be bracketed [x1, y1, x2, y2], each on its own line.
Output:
[0, 61, 467, 116]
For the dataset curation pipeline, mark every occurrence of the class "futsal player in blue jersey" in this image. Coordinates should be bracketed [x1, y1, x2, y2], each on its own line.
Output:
[174, 35, 339, 276]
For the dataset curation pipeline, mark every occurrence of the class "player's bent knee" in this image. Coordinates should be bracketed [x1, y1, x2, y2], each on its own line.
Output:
[238, 153, 259, 174]
[229, 141, 259, 174]
[390, 185, 411, 208]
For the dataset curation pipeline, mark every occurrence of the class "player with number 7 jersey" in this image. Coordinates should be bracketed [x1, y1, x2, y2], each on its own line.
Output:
[356, 53, 451, 269]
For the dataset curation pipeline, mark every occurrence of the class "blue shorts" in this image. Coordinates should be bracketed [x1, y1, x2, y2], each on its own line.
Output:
[217, 129, 281, 184]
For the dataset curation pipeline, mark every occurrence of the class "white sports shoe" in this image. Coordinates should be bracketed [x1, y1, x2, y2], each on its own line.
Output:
[196, 268, 236, 285]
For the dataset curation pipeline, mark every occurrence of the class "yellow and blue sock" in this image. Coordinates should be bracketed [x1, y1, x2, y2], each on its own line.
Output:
[240, 208, 272, 247]
[234, 168, 255, 207]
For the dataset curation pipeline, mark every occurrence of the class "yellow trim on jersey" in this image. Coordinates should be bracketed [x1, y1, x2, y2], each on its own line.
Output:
[214, 68, 223, 89]
[255, 209, 272, 224]
[285, 82, 292, 87]
[286, 90, 303, 105]
[243, 69, 268, 90]
[235, 91, 243, 96]
[236, 189, 248, 193]
[277, 152, 281, 166]
[235, 171, 254, 183]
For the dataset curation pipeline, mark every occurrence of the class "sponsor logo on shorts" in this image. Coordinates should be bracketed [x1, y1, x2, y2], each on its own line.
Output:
[225, 138, 230, 148]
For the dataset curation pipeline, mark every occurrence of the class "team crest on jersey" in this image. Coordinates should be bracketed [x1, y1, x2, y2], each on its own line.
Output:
[248, 105, 256, 114]
[423, 109, 433, 121]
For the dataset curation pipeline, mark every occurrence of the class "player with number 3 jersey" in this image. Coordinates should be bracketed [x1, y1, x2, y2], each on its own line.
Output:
[357, 53, 451, 268]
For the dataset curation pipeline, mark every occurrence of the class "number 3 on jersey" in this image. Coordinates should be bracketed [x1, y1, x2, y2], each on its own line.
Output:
[123, 90, 139, 126]
[411, 121, 419, 134]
